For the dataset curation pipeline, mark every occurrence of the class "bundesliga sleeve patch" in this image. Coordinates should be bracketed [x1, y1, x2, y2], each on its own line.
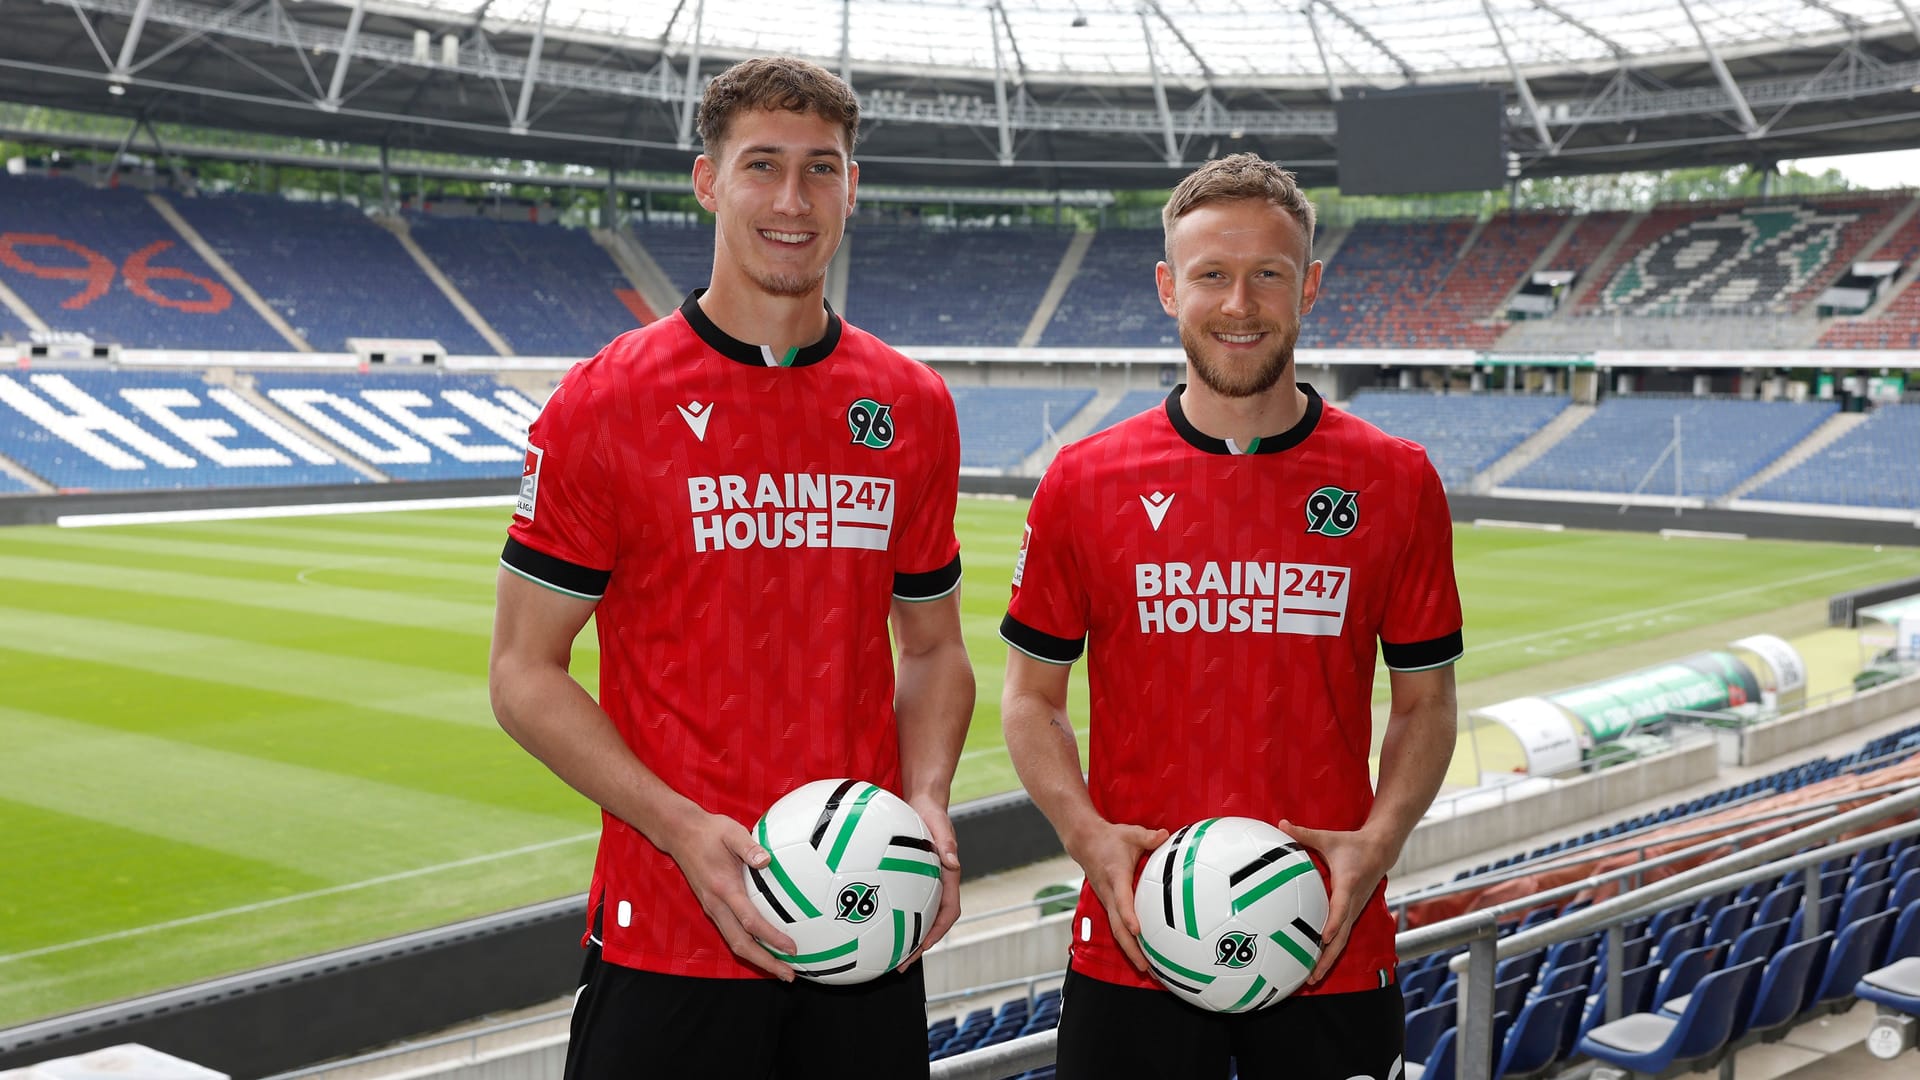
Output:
[515, 445, 542, 521]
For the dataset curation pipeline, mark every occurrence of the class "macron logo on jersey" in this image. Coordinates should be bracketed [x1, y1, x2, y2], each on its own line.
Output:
[677, 402, 712, 441]
[1134, 560, 1352, 636]
[688, 473, 894, 553]
[1141, 491, 1175, 531]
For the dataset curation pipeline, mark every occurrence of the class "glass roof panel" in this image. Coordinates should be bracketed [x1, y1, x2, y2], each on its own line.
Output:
[384, 1, 1917, 81]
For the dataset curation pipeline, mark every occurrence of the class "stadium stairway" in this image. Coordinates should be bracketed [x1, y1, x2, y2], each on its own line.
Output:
[225, 374, 389, 483]
[1557, 210, 1647, 312]
[1484, 214, 1585, 328]
[0, 277, 47, 337]
[371, 216, 514, 356]
[1018, 230, 1094, 348]
[1474, 402, 1593, 492]
[0, 450, 51, 493]
[591, 227, 679, 320]
[1727, 412, 1872, 502]
[146, 194, 310, 352]
[1010, 385, 1132, 473]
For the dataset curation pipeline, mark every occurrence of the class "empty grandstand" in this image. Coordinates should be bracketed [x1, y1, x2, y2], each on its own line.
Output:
[5, 2, 1920, 1079]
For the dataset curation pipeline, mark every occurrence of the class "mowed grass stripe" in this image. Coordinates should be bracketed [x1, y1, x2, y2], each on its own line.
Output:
[0, 797, 325, 954]
[0, 838, 593, 1030]
[0, 553, 498, 635]
[0, 706, 584, 882]
[0, 654, 585, 819]
[0, 608, 497, 728]
[9, 528, 507, 587]
[3, 579, 507, 681]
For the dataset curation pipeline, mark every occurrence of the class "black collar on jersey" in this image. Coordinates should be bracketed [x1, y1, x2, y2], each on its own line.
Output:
[680, 289, 842, 369]
[1163, 382, 1323, 456]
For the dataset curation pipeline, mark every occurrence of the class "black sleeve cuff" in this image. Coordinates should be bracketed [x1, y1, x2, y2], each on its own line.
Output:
[1382, 629, 1464, 672]
[501, 537, 611, 600]
[894, 555, 962, 601]
[1000, 613, 1085, 665]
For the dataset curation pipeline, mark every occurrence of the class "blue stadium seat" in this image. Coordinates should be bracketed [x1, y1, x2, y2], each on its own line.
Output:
[0, 175, 286, 349]
[1577, 958, 1763, 1077]
[404, 215, 639, 358]
[170, 192, 490, 353]
[1495, 986, 1585, 1080]
[250, 369, 536, 481]
[1510, 397, 1838, 497]
[0, 368, 363, 490]
[1345, 391, 1569, 487]
[1750, 402, 1920, 510]
[1040, 230, 1172, 347]
[949, 387, 1095, 470]
[846, 226, 1072, 347]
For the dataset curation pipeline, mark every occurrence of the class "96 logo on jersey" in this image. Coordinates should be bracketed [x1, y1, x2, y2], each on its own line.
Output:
[1134, 560, 1352, 636]
[687, 472, 895, 553]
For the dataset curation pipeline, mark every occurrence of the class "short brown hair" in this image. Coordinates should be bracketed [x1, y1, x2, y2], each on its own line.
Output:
[1161, 153, 1316, 261]
[696, 57, 861, 157]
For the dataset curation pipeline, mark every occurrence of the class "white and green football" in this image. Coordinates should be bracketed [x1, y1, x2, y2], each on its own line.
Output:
[742, 778, 944, 984]
[1134, 816, 1329, 1012]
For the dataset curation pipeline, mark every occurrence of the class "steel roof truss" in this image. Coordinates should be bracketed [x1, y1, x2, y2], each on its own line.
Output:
[1311, 0, 1416, 84]
[1678, 0, 1760, 134]
[266, 0, 325, 99]
[675, 0, 704, 150]
[512, 0, 550, 133]
[322, 0, 367, 110]
[113, 0, 156, 81]
[65, 0, 119, 72]
[988, 5, 1012, 165]
[1301, 1, 1342, 101]
[1137, 7, 1179, 166]
[1484, 0, 1550, 154]
[1895, 0, 1920, 45]
[1527, 0, 1628, 60]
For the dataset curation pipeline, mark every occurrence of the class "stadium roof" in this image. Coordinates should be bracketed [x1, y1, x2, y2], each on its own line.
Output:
[3, 1, 1920, 190]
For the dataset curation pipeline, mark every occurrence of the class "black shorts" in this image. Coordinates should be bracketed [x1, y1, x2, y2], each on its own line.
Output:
[561, 943, 929, 1080]
[1054, 968, 1405, 1080]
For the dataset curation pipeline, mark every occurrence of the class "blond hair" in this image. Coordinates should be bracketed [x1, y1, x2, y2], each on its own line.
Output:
[1161, 153, 1316, 261]
[696, 56, 861, 157]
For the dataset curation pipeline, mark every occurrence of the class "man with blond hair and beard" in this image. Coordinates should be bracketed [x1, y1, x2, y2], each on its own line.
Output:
[491, 56, 973, 1078]
[1000, 153, 1462, 1079]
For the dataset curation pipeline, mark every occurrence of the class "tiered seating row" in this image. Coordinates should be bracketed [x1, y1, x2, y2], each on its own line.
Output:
[627, 222, 714, 297]
[1345, 391, 1567, 487]
[1749, 402, 1920, 510]
[170, 192, 490, 354]
[847, 227, 1073, 347]
[403, 215, 638, 358]
[0, 176, 286, 350]
[949, 387, 1095, 470]
[0, 369, 537, 490]
[1509, 397, 1837, 497]
[1039, 229, 1171, 348]
[1304, 220, 1475, 349]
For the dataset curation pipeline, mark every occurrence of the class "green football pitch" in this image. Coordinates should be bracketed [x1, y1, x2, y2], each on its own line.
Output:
[1, 499, 1917, 1026]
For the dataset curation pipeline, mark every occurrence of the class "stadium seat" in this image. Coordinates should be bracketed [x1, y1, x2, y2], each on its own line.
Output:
[1495, 986, 1586, 1080]
[1806, 907, 1899, 1015]
[1739, 930, 1834, 1044]
[1576, 958, 1763, 1078]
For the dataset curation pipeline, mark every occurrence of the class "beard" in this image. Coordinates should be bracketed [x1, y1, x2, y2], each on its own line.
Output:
[745, 264, 824, 299]
[1180, 321, 1295, 399]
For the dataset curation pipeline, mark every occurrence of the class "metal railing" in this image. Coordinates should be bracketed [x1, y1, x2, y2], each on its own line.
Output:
[930, 779, 1920, 1080]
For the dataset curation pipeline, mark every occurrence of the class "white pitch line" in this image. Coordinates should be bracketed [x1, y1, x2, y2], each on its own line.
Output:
[0, 831, 597, 965]
[56, 495, 517, 528]
[1467, 558, 1912, 655]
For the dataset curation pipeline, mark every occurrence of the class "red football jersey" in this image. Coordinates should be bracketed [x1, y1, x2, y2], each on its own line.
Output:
[504, 292, 962, 978]
[1002, 384, 1462, 996]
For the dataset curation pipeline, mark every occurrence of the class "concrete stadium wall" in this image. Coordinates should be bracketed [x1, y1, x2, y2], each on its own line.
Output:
[923, 913, 1073, 1001]
[1739, 672, 1920, 766]
[1392, 739, 1722, 878]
